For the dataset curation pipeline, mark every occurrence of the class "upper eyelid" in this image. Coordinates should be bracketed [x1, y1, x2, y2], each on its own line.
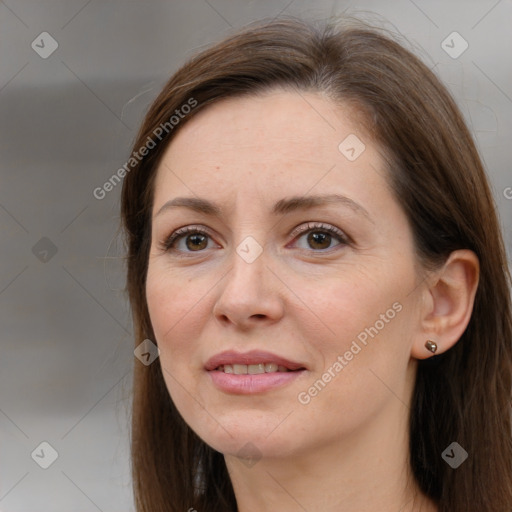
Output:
[290, 221, 348, 239]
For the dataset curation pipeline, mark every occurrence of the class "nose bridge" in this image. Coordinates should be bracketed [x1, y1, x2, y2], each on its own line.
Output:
[227, 195, 270, 275]
[212, 229, 281, 324]
[213, 188, 283, 301]
[227, 232, 267, 293]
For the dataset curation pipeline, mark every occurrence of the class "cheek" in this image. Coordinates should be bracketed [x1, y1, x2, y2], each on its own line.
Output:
[145, 266, 203, 361]
[295, 297, 411, 440]
[301, 273, 412, 390]
[145, 268, 207, 414]
[306, 272, 397, 343]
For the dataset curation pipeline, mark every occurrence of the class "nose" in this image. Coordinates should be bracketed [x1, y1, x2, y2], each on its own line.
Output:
[212, 241, 285, 330]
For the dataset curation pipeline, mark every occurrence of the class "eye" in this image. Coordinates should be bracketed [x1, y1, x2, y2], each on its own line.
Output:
[160, 225, 216, 255]
[160, 222, 350, 256]
[289, 222, 349, 252]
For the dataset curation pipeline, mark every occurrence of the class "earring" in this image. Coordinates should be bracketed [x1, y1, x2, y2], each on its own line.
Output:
[425, 340, 438, 354]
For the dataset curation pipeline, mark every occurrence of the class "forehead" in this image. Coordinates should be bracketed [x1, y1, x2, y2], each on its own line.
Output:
[152, 89, 388, 215]
[162, 90, 364, 162]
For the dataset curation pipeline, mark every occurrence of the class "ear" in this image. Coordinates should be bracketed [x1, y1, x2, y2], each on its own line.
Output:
[411, 249, 479, 360]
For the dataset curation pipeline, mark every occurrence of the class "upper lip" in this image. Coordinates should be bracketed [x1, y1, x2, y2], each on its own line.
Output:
[205, 350, 306, 371]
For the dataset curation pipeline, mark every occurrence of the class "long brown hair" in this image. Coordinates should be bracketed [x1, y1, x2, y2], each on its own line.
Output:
[121, 16, 512, 511]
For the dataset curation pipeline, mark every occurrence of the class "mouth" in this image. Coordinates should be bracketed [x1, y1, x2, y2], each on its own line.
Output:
[205, 350, 307, 394]
[205, 350, 306, 373]
[215, 363, 300, 374]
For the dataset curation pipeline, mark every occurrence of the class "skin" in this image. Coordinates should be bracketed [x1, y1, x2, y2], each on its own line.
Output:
[146, 89, 478, 511]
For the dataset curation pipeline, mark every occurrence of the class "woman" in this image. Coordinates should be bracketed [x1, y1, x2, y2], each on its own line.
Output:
[121, 16, 512, 512]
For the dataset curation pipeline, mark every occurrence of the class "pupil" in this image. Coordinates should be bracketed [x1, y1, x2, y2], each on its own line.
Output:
[187, 233, 207, 250]
[309, 232, 330, 249]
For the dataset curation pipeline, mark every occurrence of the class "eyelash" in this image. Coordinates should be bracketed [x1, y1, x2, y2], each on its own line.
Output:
[159, 222, 350, 256]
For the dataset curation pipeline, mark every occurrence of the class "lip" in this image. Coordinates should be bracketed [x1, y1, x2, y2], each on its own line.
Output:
[204, 350, 306, 371]
[205, 350, 307, 395]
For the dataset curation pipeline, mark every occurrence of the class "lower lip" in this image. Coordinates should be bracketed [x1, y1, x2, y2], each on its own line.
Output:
[208, 370, 305, 394]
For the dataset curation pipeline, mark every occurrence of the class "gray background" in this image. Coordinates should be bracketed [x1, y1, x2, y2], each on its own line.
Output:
[1, 1, 511, 511]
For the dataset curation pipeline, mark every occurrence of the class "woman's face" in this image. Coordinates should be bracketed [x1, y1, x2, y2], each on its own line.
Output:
[146, 89, 425, 460]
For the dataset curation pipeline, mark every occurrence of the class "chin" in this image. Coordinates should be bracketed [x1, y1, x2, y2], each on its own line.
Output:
[190, 413, 299, 459]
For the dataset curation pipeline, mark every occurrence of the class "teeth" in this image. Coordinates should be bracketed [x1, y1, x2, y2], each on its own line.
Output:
[219, 363, 291, 374]
[233, 364, 247, 374]
[248, 363, 265, 375]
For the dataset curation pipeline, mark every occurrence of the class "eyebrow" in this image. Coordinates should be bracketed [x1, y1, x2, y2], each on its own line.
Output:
[154, 193, 373, 222]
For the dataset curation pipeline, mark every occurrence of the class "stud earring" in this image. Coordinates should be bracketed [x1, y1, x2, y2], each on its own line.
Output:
[425, 340, 438, 354]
